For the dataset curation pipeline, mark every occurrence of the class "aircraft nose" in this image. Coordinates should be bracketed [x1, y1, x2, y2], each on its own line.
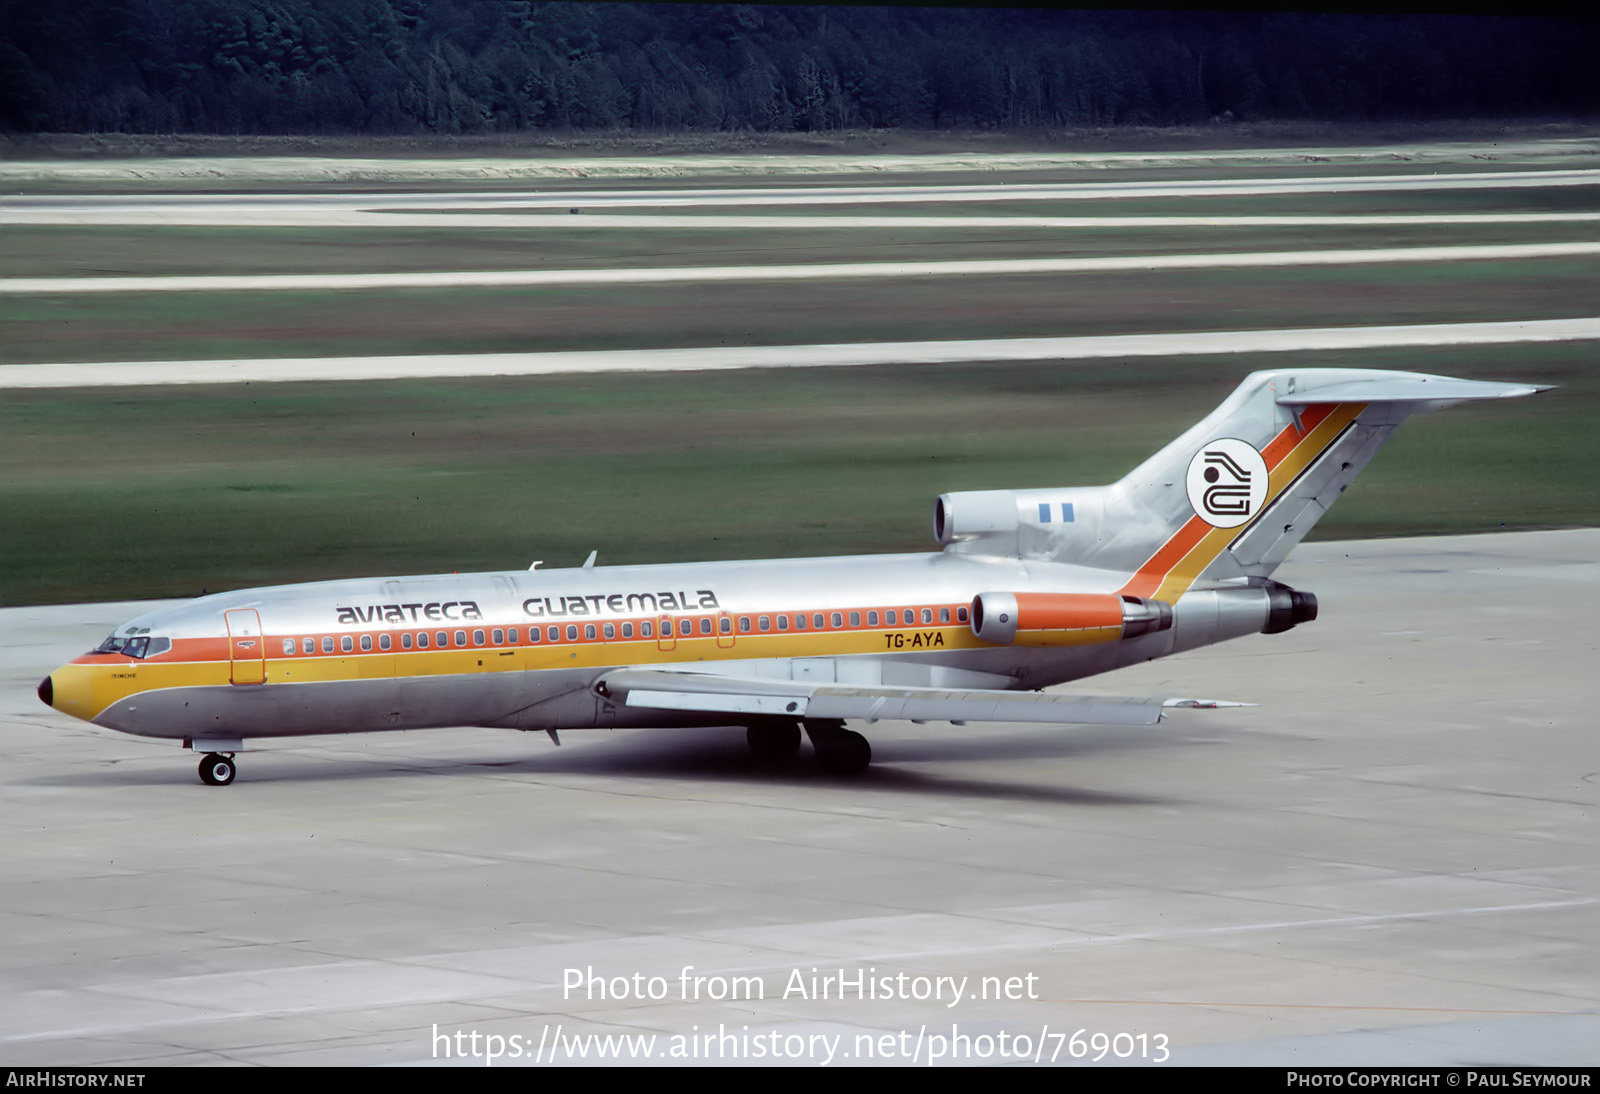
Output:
[41, 664, 99, 723]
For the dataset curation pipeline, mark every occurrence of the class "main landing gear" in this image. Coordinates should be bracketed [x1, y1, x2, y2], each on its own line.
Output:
[745, 719, 871, 774]
[198, 753, 236, 786]
[802, 719, 872, 776]
[746, 722, 802, 761]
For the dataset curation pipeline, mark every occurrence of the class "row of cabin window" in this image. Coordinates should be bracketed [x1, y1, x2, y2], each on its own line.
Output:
[281, 605, 968, 656]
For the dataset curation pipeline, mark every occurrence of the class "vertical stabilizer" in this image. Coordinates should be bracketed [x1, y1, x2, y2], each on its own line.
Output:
[938, 369, 1548, 600]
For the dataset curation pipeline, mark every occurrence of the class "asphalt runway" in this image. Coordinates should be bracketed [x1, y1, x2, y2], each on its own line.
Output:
[4, 318, 1594, 389]
[2, 530, 1594, 1066]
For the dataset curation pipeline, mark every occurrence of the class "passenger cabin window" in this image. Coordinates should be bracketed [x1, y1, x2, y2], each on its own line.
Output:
[622, 622, 633, 638]
[957, 606, 968, 623]
[360, 635, 372, 651]
[702, 618, 713, 635]
[303, 637, 315, 654]
[322, 637, 334, 653]
[940, 607, 951, 624]
[417, 632, 429, 649]
[283, 639, 295, 655]
[832, 612, 843, 628]
[921, 609, 933, 625]
[585, 624, 597, 640]
[566, 625, 577, 641]
[492, 629, 504, 644]
[641, 621, 652, 638]
[379, 634, 391, 651]
[886, 610, 897, 625]
[603, 623, 615, 639]
[850, 611, 860, 627]
[455, 630, 467, 647]
[739, 617, 750, 633]
[795, 614, 806, 631]
[402, 633, 413, 649]
[778, 615, 788, 631]
[549, 626, 559, 642]
[814, 613, 825, 630]
[341, 636, 353, 653]
[868, 611, 879, 626]
[528, 627, 540, 643]
[437, 631, 448, 647]
[759, 616, 770, 631]
[508, 628, 519, 643]
[473, 629, 485, 645]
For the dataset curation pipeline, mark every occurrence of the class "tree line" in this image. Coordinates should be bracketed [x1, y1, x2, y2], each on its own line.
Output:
[1, 1, 1593, 135]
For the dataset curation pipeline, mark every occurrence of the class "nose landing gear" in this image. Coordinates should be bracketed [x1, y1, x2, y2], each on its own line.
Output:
[186, 738, 244, 786]
[198, 753, 236, 786]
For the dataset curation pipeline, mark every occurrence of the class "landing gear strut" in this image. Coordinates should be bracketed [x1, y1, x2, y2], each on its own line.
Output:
[198, 753, 236, 786]
[804, 719, 872, 775]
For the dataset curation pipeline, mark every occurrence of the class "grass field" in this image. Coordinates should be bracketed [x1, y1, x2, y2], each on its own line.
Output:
[5, 258, 1594, 364]
[6, 219, 1595, 279]
[2, 343, 1593, 606]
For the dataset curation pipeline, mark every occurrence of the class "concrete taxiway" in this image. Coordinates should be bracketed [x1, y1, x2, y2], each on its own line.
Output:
[4, 318, 1595, 389]
[1, 530, 1594, 1065]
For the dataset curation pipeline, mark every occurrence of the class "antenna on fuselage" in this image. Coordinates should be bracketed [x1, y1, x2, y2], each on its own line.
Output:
[582, 550, 598, 568]
[528, 560, 543, 570]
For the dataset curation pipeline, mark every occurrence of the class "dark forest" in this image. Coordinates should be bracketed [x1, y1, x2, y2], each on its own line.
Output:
[1, 2, 1594, 135]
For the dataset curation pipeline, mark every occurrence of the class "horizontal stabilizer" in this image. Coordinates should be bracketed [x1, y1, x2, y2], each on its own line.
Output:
[1276, 372, 1551, 405]
[599, 669, 1241, 727]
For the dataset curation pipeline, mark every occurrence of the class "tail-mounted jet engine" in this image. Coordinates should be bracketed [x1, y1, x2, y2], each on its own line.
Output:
[1263, 584, 1318, 634]
[971, 592, 1173, 647]
[933, 491, 1019, 547]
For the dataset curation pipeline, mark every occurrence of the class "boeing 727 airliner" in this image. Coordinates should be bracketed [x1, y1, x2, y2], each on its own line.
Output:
[38, 367, 1546, 784]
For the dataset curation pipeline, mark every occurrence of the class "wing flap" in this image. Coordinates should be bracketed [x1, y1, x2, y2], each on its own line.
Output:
[599, 669, 1233, 728]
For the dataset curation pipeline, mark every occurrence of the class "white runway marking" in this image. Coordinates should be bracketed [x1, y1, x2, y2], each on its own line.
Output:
[5, 318, 1594, 389]
[7, 241, 1598, 295]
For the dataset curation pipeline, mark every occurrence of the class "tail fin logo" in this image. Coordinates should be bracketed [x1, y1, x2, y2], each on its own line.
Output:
[1186, 438, 1269, 528]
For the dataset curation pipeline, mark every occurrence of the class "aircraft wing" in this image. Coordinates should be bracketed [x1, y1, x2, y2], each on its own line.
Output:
[597, 668, 1246, 727]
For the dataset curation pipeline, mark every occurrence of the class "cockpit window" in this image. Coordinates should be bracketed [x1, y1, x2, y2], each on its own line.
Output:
[95, 635, 170, 659]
